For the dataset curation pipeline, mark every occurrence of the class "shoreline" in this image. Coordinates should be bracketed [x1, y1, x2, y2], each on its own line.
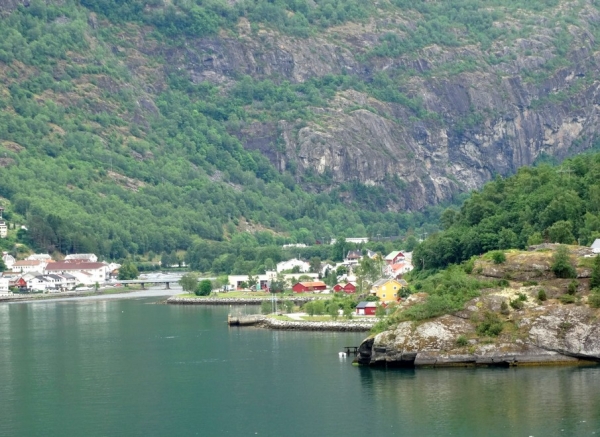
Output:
[166, 296, 319, 305]
[0, 286, 177, 304]
[227, 314, 376, 332]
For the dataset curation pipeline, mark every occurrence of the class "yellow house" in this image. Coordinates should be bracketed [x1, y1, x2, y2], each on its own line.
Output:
[371, 279, 404, 303]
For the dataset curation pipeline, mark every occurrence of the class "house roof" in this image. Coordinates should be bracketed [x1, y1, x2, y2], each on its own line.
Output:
[591, 239, 600, 249]
[373, 278, 402, 288]
[14, 260, 43, 266]
[356, 301, 377, 309]
[346, 250, 361, 258]
[65, 253, 96, 259]
[296, 281, 327, 288]
[46, 262, 106, 271]
[385, 251, 404, 261]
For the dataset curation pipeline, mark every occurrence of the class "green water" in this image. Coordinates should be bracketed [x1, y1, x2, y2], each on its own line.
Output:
[1, 298, 599, 437]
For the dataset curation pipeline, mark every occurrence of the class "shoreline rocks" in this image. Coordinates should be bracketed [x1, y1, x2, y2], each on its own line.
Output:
[166, 296, 317, 305]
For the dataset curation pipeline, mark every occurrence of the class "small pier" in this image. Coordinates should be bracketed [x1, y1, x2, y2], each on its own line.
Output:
[227, 314, 264, 326]
[344, 346, 359, 356]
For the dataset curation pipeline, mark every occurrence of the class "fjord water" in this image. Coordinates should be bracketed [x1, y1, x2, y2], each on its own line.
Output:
[1, 299, 599, 437]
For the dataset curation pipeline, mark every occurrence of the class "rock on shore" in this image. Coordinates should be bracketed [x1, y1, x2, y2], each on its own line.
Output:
[357, 297, 600, 368]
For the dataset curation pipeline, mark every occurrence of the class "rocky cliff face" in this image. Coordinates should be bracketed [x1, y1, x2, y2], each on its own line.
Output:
[162, 4, 600, 210]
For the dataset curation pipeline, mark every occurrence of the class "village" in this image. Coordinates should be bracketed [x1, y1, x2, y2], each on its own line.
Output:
[0, 252, 122, 296]
[219, 248, 414, 316]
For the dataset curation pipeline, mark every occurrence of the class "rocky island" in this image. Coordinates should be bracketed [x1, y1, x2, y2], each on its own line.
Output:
[357, 245, 600, 367]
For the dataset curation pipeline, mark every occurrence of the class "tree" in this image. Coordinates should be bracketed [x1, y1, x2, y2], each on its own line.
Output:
[591, 255, 600, 289]
[327, 301, 339, 320]
[547, 220, 576, 244]
[118, 261, 139, 280]
[0, 258, 6, 272]
[179, 272, 199, 293]
[551, 245, 576, 279]
[269, 273, 287, 293]
[196, 279, 212, 296]
[309, 256, 321, 273]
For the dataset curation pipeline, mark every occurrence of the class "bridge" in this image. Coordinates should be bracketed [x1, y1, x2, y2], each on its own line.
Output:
[117, 277, 216, 289]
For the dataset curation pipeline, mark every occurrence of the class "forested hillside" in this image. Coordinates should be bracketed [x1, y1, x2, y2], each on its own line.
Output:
[414, 152, 600, 271]
[1, 0, 600, 269]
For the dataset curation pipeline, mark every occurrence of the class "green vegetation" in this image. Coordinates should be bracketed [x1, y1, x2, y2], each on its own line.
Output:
[117, 261, 139, 280]
[589, 291, 600, 309]
[415, 156, 600, 271]
[179, 273, 199, 294]
[491, 251, 506, 264]
[456, 335, 468, 347]
[537, 289, 547, 301]
[196, 279, 212, 296]
[551, 246, 577, 279]
[476, 312, 504, 337]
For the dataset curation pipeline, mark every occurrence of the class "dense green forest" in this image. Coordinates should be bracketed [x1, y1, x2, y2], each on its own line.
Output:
[0, 0, 597, 274]
[413, 153, 600, 271]
[0, 0, 447, 268]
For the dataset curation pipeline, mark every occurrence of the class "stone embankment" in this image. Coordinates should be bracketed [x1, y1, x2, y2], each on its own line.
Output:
[259, 318, 375, 332]
[167, 296, 317, 305]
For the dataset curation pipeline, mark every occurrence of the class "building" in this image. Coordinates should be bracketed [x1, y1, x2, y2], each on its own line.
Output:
[276, 259, 310, 273]
[227, 271, 319, 291]
[333, 283, 344, 292]
[384, 251, 405, 265]
[343, 282, 357, 293]
[592, 239, 600, 254]
[2, 252, 15, 270]
[65, 253, 98, 263]
[26, 254, 52, 261]
[292, 281, 327, 293]
[0, 277, 10, 295]
[371, 278, 404, 303]
[386, 262, 413, 278]
[356, 301, 377, 316]
[45, 262, 108, 285]
[0, 221, 7, 239]
[13, 260, 47, 274]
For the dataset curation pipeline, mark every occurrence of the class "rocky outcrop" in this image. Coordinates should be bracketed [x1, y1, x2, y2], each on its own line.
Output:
[357, 294, 600, 368]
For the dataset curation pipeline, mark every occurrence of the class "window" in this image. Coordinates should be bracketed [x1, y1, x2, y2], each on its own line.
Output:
[382, 294, 386, 298]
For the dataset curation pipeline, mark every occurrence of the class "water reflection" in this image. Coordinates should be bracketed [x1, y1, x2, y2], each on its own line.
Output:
[358, 365, 600, 437]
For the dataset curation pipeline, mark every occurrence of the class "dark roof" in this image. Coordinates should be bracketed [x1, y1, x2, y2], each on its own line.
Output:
[356, 301, 369, 309]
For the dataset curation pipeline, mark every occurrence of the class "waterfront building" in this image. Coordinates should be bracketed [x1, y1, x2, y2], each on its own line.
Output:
[356, 301, 377, 316]
[291, 281, 327, 293]
[371, 278, 404, 303]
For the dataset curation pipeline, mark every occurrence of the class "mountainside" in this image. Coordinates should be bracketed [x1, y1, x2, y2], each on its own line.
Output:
[1, 0, 600, 259]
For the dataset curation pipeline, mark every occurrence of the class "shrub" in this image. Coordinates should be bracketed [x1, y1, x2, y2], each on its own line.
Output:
[261, 300, 272, 314]
[491, 251, 506, 264]
[509, 299, 524, 310]
[537, 289, 547, 301]
[523, 281, 538, 287]
[196, 279, 212, 296]
[462, 257, 475, 274]
[500, 300, 510, 315]
[589, 291, 600, 309]
[567, 280, 578, 295]
[559, 294, 576, 304]
[517, 293, 527, 301]
[591, 256, 600, 289]
[551, 245, 576, 279]
[497, 279, 510, 287]
[456, 335, 469, 347]
[476, 312, 504, 337]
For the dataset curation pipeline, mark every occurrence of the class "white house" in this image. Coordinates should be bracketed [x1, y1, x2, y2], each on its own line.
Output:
[27, 275, 53, 292]
[276, 259, 310, 273]
[45, 262, 108, 285]
[0, 277, 10, 295]
[13, 260, 47, 274]
[26, 254, 52, 261]
[0, 221, 7, 239]
[2, 252, 15, 270]
[591, 239, 600, 254]
[65, 253, 98, 263]
[228, 271, 319, 291]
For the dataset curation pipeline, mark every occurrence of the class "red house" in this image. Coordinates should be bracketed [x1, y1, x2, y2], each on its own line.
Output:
[342, 282, 356, 293]
[333, 283, 344, 292]
[292, 281, 328, 293]
[356, 301, 377, 316]
[384, 251, 405, 265]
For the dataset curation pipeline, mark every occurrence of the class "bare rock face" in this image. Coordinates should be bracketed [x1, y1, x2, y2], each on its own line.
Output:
[163, 4, 600, 210]
[528, 306, 600, 360]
